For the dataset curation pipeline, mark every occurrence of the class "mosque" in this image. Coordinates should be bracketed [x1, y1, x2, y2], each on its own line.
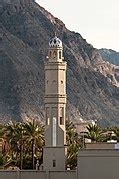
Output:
[43, 35, 119, 179]
[0, 36, 119, 179]
[43, 35, 67, 171]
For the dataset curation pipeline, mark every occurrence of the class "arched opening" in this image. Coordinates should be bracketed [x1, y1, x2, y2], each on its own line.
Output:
[60, 107, 64, 125]
[59, 51, 62, 59]
[46, 108, 50, 125]
[49, 51, 52, 58]
[53, 51, 57, 58]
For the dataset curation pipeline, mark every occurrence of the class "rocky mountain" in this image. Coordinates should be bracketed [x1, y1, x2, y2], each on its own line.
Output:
[0, 0, 119, 126]
[99, 48, 119, 66]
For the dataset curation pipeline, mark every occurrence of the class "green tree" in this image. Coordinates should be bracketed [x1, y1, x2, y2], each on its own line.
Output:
[85, 124, 104, 142]
[66, 120, 80, 170]
[5, 121, 24, 167]
[4, 120, 44, 169]
[23, 120, 44, 169]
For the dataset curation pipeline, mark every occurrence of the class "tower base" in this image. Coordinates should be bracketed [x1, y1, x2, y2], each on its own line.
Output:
[43, 146, 67, 171]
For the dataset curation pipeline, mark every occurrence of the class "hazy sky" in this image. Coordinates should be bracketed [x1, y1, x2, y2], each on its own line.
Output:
[36, 0, 119, 51]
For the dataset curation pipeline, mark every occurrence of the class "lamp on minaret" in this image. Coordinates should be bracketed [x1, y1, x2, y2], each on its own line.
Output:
[43, 36, 67, 171]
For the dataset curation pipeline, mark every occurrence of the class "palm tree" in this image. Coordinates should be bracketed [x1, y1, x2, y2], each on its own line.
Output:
[4, 120, 44, 169]
[23, 120, 44, 169]
[85, 124, 104, 142]
[16, 122, 25, 169]
[5, 121, 24, 168]
[66, 120, 80, 169]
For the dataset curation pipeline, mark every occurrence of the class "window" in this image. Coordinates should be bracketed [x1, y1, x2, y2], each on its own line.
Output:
[60, 117, 63, 125]
[60, 108, 64, 125]
[53, 160, 56, 167]
[49, 51, 52, 57]
[59, 51, 61, 59]
[52, 117, 56, 146]
[46, 108, 50, 125]
[52, 108, 57, 146]
[53, 51, 57, 58]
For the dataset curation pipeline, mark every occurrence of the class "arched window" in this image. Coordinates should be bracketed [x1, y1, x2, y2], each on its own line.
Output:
[46, 108, 50, 125]
[59, 51, 61, 59]
[52, 108, 57, 146]
[49, 51, 52, 58]
[60, 107, 64, 125]
[53, 51, 57, 58]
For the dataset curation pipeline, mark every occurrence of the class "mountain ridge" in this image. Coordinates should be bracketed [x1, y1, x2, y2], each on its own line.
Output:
[99, 48, 119, 66]
[0, 0, 119, 125]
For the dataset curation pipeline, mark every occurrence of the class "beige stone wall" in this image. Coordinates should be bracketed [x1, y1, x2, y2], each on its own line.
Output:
[44, 62, 67, 96]
[44, 61, 67, 147]
[0, 171, 17, 179]
[0, 170, 76, 179]
[43, 146, 67, 171]
[78, 149, 119, 179]
[85, 142, 116, 149]
[20, 171, 46, 179]
[49, 171, 76, 179]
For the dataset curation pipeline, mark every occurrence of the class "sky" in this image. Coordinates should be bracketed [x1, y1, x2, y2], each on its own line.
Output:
[36, 0, 119, 51]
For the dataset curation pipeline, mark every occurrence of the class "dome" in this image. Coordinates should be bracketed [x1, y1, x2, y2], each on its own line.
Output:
[49, 36, 62, 48]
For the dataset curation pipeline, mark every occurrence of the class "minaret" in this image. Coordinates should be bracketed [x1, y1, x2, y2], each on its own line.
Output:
[43, 36, 67, 171]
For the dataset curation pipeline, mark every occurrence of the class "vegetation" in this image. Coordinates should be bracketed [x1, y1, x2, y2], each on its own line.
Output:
[0, 120, 44, 169]
[66, 120, 81, 170]
[85, 124, 104, 142]
[0, 120, 119, 170]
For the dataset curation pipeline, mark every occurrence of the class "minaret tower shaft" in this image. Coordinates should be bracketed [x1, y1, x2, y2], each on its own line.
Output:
[43, 36, 67, 171]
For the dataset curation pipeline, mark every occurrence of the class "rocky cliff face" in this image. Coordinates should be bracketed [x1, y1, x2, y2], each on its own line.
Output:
[0, 0, 119, 125]
[99, 48, 119, 66]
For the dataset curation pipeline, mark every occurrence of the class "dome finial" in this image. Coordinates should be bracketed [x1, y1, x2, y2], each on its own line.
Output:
[49, 35, 62, 48]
